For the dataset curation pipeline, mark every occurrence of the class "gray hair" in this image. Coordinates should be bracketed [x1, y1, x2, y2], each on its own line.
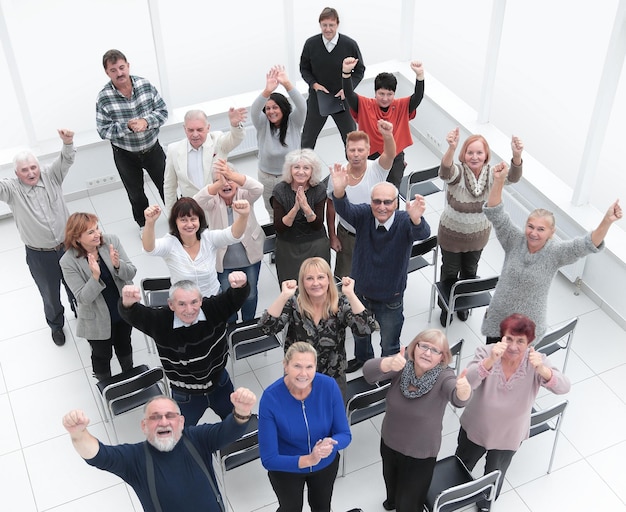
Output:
[184, 109, 209, 125]
[168, 280, 202, 301]
[13, 150, 38, 170]
[370, 181, 399, 198]
[143, 395, 180, 414]
[281, 149, 323, 186]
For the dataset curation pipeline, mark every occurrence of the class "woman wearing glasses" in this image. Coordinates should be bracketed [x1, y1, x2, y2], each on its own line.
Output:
[363, 329, 472, 512]
[259, 342, 351, 512]
[456, 313, 570, 512]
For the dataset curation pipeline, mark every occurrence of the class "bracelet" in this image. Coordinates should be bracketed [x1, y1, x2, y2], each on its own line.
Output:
[232, 408, 252, 421]
[342, 73, 351, 78]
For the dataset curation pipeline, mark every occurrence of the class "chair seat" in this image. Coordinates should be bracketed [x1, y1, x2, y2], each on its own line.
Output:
[435, 282, 494, 311]
[96, 364, 150, 391]
[426, 456, 474, 506]
[410, 181, 440, 198]
[220, 415, 260, 471]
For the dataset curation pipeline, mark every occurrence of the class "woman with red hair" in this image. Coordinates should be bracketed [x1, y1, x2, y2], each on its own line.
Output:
[436, 127, 523, 326]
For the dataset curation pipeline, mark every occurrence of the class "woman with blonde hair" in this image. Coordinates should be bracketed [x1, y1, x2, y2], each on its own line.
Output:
[259, 257, 375, 399]
[363, 329, 472, 512]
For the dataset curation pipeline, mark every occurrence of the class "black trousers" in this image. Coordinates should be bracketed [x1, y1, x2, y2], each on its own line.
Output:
[88, 319, 133, 378]
[380, 438, 436, 512]
[112, 143, 166, 226]
[301, 92, 355, 149]
[268, 452, 340, 512]
[369, 151, 406, 189]
[455, 427, 516, 510]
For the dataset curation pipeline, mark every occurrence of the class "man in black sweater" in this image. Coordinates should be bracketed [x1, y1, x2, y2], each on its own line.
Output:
[300, 7, 365, 149]
[119, 273, 249, 425]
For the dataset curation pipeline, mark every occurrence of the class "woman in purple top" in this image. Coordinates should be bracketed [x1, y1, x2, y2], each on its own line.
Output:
[363, 329, 471, 512]
[456, 313, 571, 512]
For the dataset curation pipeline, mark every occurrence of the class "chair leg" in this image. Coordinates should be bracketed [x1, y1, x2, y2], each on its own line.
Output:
[341, 447, 347, 477]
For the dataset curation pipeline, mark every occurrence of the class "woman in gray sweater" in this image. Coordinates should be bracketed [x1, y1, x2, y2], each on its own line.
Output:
[363, 329, 471, 512]
[482, 164, 622, 342]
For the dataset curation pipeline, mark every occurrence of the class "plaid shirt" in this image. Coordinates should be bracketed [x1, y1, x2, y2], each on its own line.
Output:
[96, 75, 168, 152]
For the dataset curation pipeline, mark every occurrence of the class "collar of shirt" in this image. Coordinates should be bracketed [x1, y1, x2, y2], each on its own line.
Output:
[322, 33, 339, 51]
[173, 309, 207, 328]
[375, 212, 396, 231]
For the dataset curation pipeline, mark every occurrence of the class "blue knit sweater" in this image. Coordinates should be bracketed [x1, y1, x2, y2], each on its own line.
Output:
[333, 194, 431, 302]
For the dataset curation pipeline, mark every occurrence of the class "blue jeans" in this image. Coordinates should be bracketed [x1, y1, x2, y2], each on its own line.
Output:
[170, 369, 234, 425]
[353, 295, 404, 361]
[218, 261, 261, 323]
[25, 245, 76, 331]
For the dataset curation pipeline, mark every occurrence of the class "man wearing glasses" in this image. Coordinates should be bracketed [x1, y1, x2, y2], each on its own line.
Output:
[118, 274, 249, 425]
[331, 171, 430, 371]
[62, 390, 256, 512]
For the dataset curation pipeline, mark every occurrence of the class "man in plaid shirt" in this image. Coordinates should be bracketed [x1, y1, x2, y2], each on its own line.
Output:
[96, 49, 168, 232]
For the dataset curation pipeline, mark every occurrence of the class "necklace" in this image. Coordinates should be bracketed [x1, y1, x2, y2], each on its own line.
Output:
[348, 168, 366, 180]
[182, 239, 198, 249]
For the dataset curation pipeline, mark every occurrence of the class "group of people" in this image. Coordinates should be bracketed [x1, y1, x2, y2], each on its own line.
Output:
[1, 5, 623, 512]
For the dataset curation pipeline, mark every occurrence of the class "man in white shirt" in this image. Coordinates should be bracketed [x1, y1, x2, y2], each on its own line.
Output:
[164, 108, 247, 215]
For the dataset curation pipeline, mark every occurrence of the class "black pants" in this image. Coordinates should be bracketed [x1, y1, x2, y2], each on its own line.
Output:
[438, 248, 482, 310]
[455, 427, 516, 510]
[301, 93, 355, 149]
[88, 319, 133, 378]
[112, 143, 166, 226]
[268, 452, 340, 512]
[380, 438, 436, 512]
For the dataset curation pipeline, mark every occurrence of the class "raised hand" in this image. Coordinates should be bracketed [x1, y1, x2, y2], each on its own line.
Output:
[511, 135, 524, 161]
[121, 285, 142, 307]
[330, 163, 349, 197]
[273, 65, 290, 86]
[228, 107, 247, 126]
[605, 199, 622, 223]
[109, 244, 120, 269]
[280, 279, 298, 299]
[446, 127, 460, 149]
[377, 119, 394, 137]
[62, 409, 90, 434]
[144, 205, 161, 224]
[265, 67, 279, 93]
[410, 60, 424, 80]
[342, 57, 358, 73]
[87, 252, 100, 280]
[57, 129, 74, 144]
[455, 368, 471, 400]
[487, 339, 508, 365]
[385, 345, 407, 373]
[341, 276, 355, 296]
[406, 193, 426, 224]
[491, 162, 509, 183]
[228, 271, 248, 288]
[230, 387, 257, 416]
[232, 199, 250, 216]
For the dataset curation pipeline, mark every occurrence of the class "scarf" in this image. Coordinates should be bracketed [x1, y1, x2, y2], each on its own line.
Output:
[399, 360, 444, 399]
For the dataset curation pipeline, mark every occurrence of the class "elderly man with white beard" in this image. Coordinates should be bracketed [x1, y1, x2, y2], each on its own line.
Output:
[62, 389, 256, 512]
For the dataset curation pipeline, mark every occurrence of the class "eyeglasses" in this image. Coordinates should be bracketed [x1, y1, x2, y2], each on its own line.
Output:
[146, 412, 180, 422]
[371, 198, 396, 206]
[416, 342, 442, 355]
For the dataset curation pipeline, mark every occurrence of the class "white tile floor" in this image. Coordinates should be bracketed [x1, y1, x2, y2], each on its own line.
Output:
[1, 136, 625, 512]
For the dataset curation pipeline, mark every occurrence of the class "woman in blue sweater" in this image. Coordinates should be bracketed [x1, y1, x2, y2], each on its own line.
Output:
[259, 342, 351, 512]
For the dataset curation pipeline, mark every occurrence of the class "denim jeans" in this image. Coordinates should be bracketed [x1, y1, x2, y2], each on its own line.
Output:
[217, 261, 261, 323]
[353, 295, 404, 361]
[170, 369, 234, 425]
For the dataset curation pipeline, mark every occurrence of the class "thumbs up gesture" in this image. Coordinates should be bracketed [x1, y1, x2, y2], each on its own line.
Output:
[455, 368, 472, 401]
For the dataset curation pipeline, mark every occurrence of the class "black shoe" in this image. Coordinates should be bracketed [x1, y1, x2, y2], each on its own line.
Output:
[270, 252, 276, 264]
[52, 328, 66, 346]
[346, 359, 364, 373]
[457, 309, 469, 321]
[382, 500, 396, 510]
[439, 310, 452, 327]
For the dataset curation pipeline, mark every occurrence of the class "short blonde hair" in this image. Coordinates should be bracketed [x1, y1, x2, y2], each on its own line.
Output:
[284, 341, 318, 365]
[406, 329, 452, 366]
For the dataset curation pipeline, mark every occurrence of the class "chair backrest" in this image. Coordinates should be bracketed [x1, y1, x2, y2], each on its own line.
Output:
[407, 235, 438, 274]
[448, 338, 464, 375]
[534, 317, 577, 363]
[407, 166, 441, 199]
[448, 276, 499, 312]
[261, 223, 276, 255]
[141, 277, 172, 308]
[219, 414, 260, 472]
[100, 366, 168, 417]
[530, 400, 568, 438]
[426, 455, 501, 512]
[227, 318, 282, 361]
[345, 376, 391, 426]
